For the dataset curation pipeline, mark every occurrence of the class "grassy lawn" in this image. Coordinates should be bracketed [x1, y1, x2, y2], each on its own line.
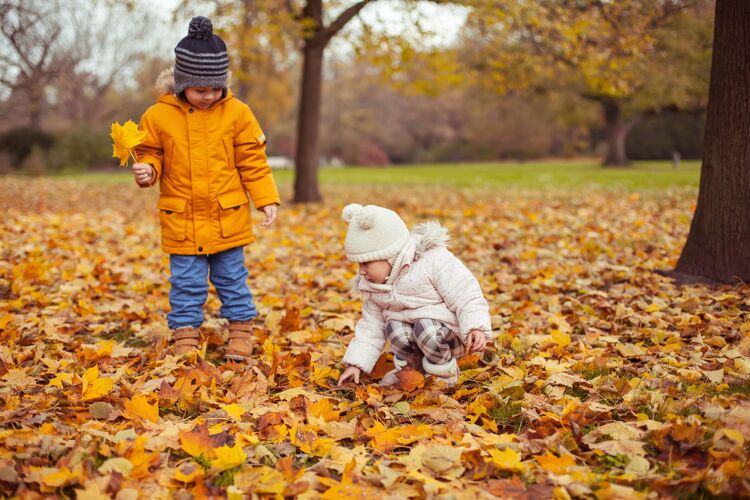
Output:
[54, 159, 701, 190]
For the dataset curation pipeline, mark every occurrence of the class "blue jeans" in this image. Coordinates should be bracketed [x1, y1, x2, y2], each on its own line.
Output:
[167, 246, 257, 329]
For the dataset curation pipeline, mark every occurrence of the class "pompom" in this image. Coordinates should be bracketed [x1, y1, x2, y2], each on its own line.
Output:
[357, 213, 375, 230]
[188, 16, 213, 39]
[342, 203, 363, 222]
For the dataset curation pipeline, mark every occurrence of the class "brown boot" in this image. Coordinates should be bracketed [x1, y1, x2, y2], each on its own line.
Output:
[171, 326, 202, 356]
[225, 320, 254, 362]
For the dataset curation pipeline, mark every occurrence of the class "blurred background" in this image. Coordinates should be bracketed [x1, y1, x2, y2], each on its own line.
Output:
[0, 0, 713, 176]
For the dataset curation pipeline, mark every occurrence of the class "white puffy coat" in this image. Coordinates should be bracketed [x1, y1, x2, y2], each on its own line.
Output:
[342, 222, 492, 373]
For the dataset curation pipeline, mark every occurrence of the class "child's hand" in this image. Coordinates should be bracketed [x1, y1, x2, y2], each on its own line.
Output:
[260, 204, 277, 227]
[465, 329, 487, 354]
[337, 365, 361, 386]
[132, 163, 154, 187]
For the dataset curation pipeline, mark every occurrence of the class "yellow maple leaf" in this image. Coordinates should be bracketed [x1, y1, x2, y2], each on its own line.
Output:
[123, 394, 159, 423]
[110, 120, 146, 167]
[42, 466, 79, 488]
[211, 444, 247, 470]
[221, 403, 246, 421]
[486, 447, 526, 472]
[81, 366, 114, 401]
[535, 451, 576, 474]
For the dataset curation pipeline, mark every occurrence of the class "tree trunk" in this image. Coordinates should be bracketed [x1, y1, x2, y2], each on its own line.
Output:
[674, 0, 750, 283]
[601, 100, 641, 167]
[293, 41, 325, 203]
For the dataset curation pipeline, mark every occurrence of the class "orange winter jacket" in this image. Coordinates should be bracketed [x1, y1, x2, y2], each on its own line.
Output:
[135, 90, 280, 255]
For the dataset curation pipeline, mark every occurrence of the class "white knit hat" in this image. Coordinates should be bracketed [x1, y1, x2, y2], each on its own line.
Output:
[342, 204, 410, 263]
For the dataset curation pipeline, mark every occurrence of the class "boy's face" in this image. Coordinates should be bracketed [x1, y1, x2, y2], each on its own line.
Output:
[184, 87, 224, 109]
[358, 260, 392, 284]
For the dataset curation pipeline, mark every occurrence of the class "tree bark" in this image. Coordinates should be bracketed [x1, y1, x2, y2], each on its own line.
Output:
[294, 40, 325, 203]
[292, 0, 375, 203]
[601, 100, 641, 167]
[674, 0, 750, 282]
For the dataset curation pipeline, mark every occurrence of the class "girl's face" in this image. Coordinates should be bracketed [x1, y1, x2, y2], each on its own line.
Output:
[184, 87, 223, 109]
[358, 260, 392, 284]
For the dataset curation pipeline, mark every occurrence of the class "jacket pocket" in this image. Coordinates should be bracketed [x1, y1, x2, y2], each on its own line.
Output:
[163, 139, 175, 177]
[217, 191, 250, 237]
[222, 134, 236, 169]
[157, 196, 188, 242]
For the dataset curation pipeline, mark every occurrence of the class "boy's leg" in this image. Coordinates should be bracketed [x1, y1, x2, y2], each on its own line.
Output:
[168, 254, 210, 329]
[208, 246, 257, 322]
[209, 246, 257, 361]
[413, 319, 459, 386]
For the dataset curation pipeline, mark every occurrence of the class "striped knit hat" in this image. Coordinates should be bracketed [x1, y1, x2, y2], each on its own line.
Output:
[173, 17, 229, 96]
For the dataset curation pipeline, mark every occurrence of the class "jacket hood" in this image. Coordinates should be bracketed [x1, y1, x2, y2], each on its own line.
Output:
[411, 221, 450, 259]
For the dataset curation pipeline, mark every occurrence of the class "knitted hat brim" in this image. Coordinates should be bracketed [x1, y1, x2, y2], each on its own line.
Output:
[346, 235, 409, 263]
[173, 67, 228, 96]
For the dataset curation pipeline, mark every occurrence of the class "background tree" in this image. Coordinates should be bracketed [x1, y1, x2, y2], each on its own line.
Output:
[673, 0, 750, 282]
[0, 0, 78, 128]
[462, 0, 712, 166]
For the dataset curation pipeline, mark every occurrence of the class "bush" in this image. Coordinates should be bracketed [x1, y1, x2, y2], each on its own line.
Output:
[0, 127, 55, 167]
[47, 125, 114, 173]
[626, 112, 705, 160]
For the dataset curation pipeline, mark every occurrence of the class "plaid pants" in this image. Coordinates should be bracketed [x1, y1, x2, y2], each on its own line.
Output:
[385, 319, 464, 365]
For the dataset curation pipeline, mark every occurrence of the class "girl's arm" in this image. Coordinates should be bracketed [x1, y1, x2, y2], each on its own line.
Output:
[431, 248, 492, 339]
[341, 294, 387, 374]
[233, 105, 281, 209]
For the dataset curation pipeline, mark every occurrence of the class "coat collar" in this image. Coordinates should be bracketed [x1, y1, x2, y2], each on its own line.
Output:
[157, 89, 234, 111]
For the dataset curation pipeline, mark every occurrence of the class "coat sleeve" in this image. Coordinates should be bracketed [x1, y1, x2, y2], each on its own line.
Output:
[430, 248, 492, 339]
[134, 109, 163, 187]
[234, 104, 281, 209]
[342, 293, 387, 374]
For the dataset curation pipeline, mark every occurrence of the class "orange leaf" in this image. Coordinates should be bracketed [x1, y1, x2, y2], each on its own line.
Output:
[123, 394, 159, 423]
[179, 423, 230, 459]
[535, 451, 576, 474]
[396, 368, 424, 392]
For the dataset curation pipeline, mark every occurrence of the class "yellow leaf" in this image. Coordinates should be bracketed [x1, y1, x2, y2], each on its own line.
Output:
[110, 120, 146, 167]
[550, 329, 571, 349]
[123, 394, 159, 423]
[221, 403, 246, 421]
[535, 452, 576, 474]
[48, 372, 73, 388]
[212, 444, 247, 470]
[81, 366, 114, 401]
[42, 466, 78, 487]
[486, 447, 525, 472]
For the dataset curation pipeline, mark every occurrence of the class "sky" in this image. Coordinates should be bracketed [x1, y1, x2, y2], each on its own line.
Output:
[150, 1, 468, 57]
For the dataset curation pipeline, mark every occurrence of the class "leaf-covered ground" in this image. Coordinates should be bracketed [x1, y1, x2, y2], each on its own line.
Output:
[1, 178, 749, 499]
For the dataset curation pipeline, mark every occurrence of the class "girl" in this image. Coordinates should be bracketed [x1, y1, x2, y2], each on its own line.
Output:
[337, 204, 492, 387]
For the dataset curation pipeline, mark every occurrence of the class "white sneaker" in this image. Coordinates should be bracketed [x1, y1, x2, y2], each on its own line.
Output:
[422, 357, 459, 387]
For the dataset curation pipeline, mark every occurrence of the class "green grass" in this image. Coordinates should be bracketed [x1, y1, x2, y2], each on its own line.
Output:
[51, 159, 701, 191]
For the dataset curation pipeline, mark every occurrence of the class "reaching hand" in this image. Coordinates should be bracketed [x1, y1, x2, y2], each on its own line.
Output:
[337, 365, 361, 386]
[465, 329, 487, 354]
[132, 163, 153, 187]
[260, 204, 278, 227]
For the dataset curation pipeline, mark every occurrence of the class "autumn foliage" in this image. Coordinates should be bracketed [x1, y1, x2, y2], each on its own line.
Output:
[0, 178, 749, 498]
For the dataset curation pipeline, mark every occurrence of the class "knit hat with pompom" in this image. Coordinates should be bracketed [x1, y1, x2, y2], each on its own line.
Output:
[173, 16, 229, 96]
[341, 204, 410, 263]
